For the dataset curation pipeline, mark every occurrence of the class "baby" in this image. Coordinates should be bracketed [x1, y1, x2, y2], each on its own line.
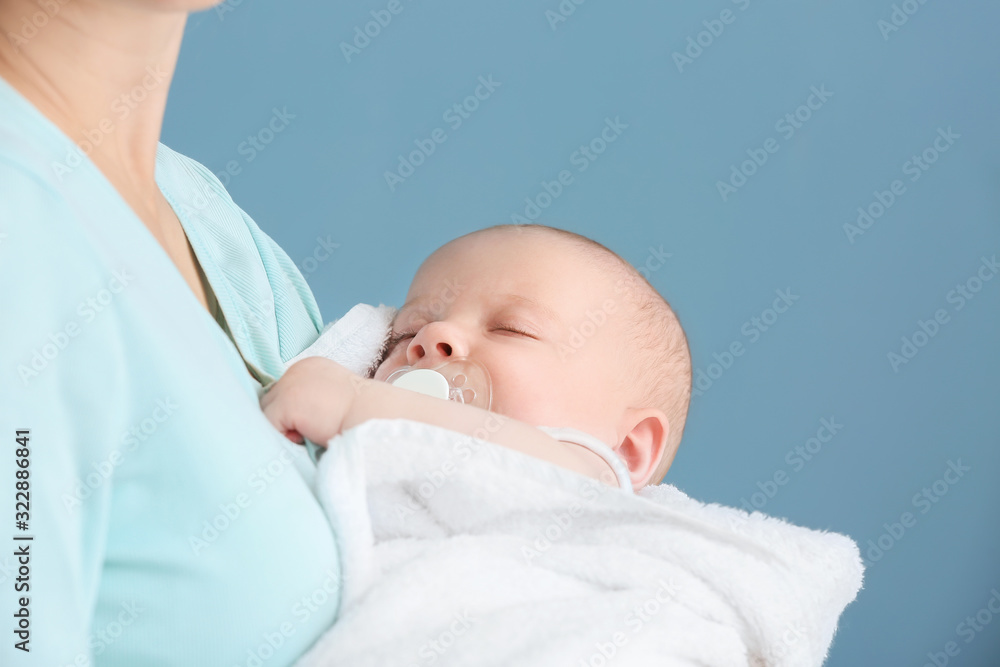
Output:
[262, 224, 692, 490]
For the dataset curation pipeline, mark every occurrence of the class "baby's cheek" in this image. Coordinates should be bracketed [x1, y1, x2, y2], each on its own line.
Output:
[490, 379, 563, 427]
[373, 349, 406, 381]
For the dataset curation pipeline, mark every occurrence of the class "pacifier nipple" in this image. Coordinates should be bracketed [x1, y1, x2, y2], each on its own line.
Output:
[387, 358, 492, 410]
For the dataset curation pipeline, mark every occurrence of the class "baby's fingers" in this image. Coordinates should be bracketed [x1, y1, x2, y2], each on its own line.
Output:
[260, 385, 305, 443]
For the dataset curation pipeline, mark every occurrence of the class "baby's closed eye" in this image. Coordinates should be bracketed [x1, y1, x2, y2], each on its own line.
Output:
[490, 323, 538, 339]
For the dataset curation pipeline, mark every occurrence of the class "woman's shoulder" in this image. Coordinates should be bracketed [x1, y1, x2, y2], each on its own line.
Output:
[155, 142, 288, 256]
[0, 120, 76, 211]
[154, 142, 243, 223]
[0, 149, 93, 256]
[155, 142, 234, 207]
[155, 143, 325, 371]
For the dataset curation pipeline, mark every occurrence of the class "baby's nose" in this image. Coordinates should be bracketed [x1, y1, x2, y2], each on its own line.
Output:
[407, 322, 468, 365]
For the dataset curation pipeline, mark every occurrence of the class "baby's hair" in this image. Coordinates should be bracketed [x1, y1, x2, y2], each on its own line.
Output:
[480, 224, 693, 484]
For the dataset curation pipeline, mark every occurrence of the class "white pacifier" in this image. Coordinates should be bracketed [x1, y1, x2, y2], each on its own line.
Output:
[386, 357, 492, 410]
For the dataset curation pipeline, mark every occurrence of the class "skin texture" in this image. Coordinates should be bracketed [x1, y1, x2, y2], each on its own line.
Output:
[262, 356, 621, 487]
[264, 229, 673, 489]
[0, 0, 221, 311]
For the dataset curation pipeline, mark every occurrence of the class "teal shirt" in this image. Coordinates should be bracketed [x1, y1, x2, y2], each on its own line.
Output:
[0, 77, 340, 665]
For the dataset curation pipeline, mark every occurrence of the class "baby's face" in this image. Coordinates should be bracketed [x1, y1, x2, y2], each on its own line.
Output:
[374, 230, 633, 447]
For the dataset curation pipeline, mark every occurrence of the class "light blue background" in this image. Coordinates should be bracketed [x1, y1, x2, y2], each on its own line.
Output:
[164, 1, 1000, 664]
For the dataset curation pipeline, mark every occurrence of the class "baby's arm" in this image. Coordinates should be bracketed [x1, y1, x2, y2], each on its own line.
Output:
[261, 357, 617, 485]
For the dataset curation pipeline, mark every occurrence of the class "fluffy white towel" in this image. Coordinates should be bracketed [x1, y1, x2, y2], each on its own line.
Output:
[297, 419, 864, 667]
[287, 303, 396, 377]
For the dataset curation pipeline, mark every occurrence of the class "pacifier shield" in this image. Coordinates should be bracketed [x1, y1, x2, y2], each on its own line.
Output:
[387, 357, 492, 410]
[389, 368, 450, 401]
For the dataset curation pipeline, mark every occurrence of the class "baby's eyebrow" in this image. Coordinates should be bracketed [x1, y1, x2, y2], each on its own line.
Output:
[392, 293, 561, 329]
[498, 294, 560, 325]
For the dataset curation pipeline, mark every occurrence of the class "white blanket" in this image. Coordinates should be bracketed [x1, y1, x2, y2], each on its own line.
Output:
[287, 303, 395, 377]
[297, 419, 864, 667]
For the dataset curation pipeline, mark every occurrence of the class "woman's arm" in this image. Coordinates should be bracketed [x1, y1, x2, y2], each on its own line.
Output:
[0, 166, 117, 665]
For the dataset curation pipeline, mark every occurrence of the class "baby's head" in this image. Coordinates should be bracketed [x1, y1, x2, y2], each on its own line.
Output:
[374, 225, 692, 486]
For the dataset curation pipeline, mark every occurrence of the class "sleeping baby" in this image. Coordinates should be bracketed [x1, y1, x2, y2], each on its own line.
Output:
[261, 223, 693, 491]
[262, 224, 864, 667]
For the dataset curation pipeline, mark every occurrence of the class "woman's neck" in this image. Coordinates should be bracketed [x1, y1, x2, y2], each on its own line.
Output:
[0, 0, 186, 190]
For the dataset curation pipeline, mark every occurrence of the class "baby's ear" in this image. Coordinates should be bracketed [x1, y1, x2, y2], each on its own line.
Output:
[615, 409, 671, 490]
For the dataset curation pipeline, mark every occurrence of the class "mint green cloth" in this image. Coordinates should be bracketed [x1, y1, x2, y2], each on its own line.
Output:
[0, 76, 340, 666]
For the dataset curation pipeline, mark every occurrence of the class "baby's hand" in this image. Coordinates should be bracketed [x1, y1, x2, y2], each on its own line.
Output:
[260, 357, 363, 447]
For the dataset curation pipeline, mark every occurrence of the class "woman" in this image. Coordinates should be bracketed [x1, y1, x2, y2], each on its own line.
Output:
[0, 1, 340, 664]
